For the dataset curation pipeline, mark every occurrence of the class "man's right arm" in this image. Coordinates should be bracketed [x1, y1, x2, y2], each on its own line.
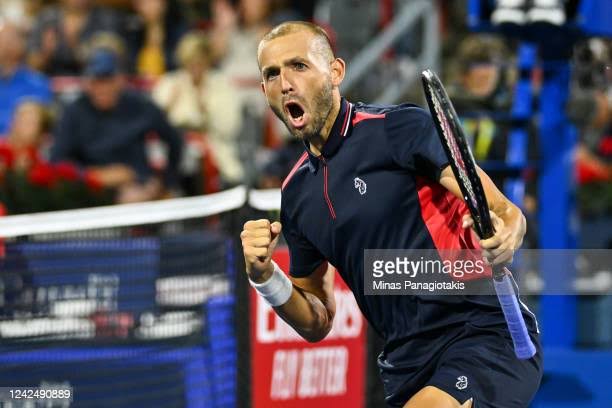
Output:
[277, 261, 336, 343]
[241, 219, 336, 343]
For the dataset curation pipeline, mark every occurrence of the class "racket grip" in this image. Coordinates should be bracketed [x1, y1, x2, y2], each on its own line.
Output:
[493, 272, 537, 360]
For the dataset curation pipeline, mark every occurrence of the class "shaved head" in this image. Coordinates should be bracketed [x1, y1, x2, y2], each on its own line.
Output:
[257, 21, 334, 69]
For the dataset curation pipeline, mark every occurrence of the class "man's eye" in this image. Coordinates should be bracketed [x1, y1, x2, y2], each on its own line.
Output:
[294, 62, 307, 70]
[266, 72, 279, 80]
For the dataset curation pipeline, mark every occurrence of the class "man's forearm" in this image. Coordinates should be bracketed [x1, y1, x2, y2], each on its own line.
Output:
[274, 285, 334, 343]
[475, 166, 527, 244]
[490, 198, 526, 245]
[253, 262, 335, 343]
[242, 220, 336, 344]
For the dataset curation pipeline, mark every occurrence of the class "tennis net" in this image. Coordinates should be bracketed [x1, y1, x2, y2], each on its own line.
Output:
[0, 186, 250, 407]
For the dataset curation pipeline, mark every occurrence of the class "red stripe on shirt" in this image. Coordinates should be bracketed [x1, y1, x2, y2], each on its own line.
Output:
[282, 151, 309, 191]
[416, 176, 492, 280]
[351, 112, 386, 126]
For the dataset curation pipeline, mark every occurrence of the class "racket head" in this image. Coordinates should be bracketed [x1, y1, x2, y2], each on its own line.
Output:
[421, 69, 494, 240]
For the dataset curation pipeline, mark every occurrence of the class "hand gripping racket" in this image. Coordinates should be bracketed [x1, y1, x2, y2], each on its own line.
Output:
[421, 69, 536, 360]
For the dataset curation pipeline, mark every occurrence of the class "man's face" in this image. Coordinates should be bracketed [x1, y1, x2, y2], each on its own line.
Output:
[86, 75, 124, 111]
[259, 31, 334, 141]
[463, 63, 500, 98]
[0, 23, 25, 67]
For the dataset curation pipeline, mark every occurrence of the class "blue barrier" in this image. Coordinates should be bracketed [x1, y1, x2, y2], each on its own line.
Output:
[532, 348, 612, 407]
[577, 0, 612, 37]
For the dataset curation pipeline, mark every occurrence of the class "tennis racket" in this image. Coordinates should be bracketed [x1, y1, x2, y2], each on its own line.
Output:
[421, 69, 536, 360]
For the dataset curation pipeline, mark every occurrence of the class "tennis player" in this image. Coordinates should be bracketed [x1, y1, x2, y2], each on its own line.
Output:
[241, 21, 542, 408]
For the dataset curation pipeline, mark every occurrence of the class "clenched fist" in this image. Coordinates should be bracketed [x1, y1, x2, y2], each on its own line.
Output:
[240, 219, 282, 283]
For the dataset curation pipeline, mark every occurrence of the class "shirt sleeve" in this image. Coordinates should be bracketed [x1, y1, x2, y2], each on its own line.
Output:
[280, 206, 325, 278]
[384, 106, 449, 181]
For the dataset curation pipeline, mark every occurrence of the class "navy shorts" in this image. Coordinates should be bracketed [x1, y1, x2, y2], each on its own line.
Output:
[378, 320, 543, 407]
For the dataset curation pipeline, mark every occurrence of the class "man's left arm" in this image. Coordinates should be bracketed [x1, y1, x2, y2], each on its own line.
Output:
[438, 165, 527, 266]
[386, 107, 526, 265]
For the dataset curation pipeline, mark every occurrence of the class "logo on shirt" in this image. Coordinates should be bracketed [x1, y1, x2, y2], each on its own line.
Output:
[354, 177, 367, 195]
[455, 375, 468, 390]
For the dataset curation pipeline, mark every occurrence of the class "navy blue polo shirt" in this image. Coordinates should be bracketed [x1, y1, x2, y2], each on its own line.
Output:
[280, 98, 535, 350]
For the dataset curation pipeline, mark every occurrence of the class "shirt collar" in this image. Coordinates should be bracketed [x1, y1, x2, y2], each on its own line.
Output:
[304, 98, 353, 172]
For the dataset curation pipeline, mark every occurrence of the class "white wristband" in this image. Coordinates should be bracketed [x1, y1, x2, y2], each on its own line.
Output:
[249, 260, 293, 307]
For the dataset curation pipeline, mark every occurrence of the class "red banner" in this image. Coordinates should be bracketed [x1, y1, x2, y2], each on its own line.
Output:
[250, 247, 366, 408]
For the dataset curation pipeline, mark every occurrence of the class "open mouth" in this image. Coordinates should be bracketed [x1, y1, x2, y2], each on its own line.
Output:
[284, 101, 307, 129]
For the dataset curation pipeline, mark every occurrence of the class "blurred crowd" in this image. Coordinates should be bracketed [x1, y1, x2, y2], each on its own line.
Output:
[0, 0, 610, 221]
[444, 33, 612, 219]
[0, 0, 320, 209]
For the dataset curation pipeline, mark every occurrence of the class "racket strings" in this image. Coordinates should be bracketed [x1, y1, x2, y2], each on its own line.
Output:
[430, 86, 480, 211]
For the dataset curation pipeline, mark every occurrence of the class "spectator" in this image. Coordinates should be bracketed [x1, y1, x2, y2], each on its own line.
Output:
[210, 0, 289, 187]
[4, 100, 51, 169]
[152, 31, 243, 186]
[50, 45, 183, 203]
[569, 39, 612, 215]
[27, 0, 121, 75]
[124, 0, 186, 78]
[0, 0, 44, 33]
[447, 35, 514, 161]
[0, 20, 51, 135]
[449, 35, 511, 109]
[212, 0, 273, 116]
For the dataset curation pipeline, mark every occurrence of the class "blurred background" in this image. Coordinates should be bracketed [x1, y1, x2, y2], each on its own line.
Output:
[0, 0, 610, 407]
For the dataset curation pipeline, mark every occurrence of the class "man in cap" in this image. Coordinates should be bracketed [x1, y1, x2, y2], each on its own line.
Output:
[51, 45, 183, 203]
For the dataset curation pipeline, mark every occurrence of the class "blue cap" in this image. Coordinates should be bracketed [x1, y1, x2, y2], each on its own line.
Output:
[85, 48, 121, 77]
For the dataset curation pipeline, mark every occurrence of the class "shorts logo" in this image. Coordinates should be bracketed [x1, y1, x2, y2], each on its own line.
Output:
[354, 177, 367, 195]
[455, 375, 468, 390]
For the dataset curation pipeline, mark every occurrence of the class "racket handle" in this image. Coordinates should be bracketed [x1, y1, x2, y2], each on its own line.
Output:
[493, 272, 537, 360]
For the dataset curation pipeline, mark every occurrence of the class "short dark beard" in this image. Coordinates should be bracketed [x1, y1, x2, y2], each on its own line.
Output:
[271, 80, 333, 142]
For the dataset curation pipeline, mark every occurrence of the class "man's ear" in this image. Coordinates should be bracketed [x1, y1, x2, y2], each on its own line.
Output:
[260, 81, 265, 95]
[330, 58, 345, 87]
